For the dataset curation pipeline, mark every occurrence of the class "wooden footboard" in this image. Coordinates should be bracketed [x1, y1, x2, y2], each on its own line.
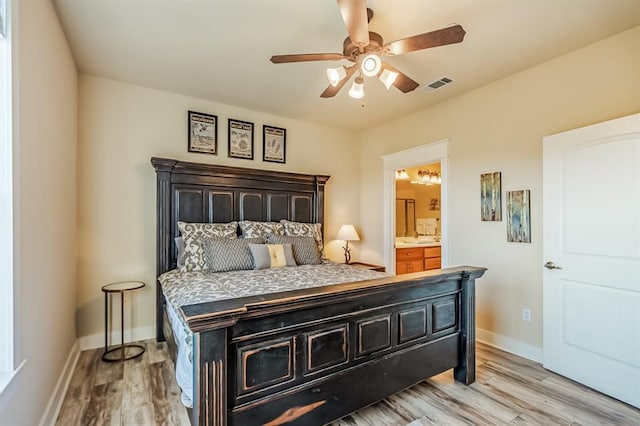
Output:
[182, 266, 485, 425]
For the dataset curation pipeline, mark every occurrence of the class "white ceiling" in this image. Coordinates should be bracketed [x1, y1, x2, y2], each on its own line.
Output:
[53, 0, 640, 131]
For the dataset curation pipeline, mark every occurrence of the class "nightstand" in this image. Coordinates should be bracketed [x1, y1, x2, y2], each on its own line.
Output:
[348, 262, 386, 272]
[102, 281, 146, 362]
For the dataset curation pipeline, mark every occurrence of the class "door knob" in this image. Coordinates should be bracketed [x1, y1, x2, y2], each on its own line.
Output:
[544, 261, 562, 270]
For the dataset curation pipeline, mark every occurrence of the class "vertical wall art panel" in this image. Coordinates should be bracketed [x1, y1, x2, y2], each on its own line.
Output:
[506, 190, 531, 243]
[481, 172, 502, 221]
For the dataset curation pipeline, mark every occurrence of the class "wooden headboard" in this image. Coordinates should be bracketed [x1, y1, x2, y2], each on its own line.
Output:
[150, 157, 330, 339]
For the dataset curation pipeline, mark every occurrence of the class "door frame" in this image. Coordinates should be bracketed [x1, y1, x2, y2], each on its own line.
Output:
[381, 139, 449, 273]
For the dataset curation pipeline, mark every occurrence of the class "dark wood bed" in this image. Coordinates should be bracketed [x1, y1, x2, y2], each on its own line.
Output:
[151, 157, 485, 426]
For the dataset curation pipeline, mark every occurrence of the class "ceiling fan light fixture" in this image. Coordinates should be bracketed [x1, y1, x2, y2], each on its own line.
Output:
[326, 66, 347, 86]
[379, 69, 399, 90]
[361, 54, 381, 77]
[348, 75, 365, 99]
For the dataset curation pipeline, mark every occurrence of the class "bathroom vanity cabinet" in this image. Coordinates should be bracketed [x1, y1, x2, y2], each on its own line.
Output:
[396, 245, 441, 275]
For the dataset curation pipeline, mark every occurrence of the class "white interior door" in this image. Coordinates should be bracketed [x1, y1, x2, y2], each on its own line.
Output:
[543, 113, 640, 408]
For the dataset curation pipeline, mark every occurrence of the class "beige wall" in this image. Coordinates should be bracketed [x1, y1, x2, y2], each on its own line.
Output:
[0, 0, 78, 423]
[359, 26, 640, 352]
[76, 75, 361, 341]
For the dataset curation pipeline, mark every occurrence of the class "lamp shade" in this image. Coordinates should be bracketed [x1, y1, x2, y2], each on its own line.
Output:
[326, 66, 347, 86]
[379, 68, 399, 90]
[336, 224, 360, 241]
[348, 76, 364, 99]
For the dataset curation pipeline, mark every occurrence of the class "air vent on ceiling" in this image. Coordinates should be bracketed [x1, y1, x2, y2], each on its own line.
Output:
[422, 77, 454, 91]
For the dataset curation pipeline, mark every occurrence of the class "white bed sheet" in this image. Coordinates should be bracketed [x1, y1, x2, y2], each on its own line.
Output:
[166, 299, 194, 407]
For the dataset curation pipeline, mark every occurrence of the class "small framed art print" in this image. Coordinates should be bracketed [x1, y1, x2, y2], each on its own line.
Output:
[507, 190, 531, 243]
[228, 119, 254, 160]
[263, 125, 286, 164]
[481, 171, 502, 221]
[188, 111, 218, 155]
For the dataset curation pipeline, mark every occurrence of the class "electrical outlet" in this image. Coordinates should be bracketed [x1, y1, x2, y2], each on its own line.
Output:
[522, 308, 531, 322]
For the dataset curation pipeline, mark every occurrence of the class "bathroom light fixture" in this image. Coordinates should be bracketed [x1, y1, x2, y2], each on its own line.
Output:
[395, 169, 409, 179]
[378, 69, 399, 90]
[348, 75, 365, 99]
[410, 170, 441, 185]
[326, 66, 347, 86]
[361, 54, 382, 77]
[336, 224, 360, 264]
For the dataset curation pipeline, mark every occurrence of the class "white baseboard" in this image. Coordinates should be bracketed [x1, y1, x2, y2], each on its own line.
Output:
[39, 340, 80, 426]
[476, 327, 543, 363]
[78, 325, 156, 351]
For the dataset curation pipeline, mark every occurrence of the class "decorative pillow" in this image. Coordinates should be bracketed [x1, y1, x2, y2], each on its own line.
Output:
[280, 220, 324, 255]
[178, 221, 238, 271]
[265, 234, 322, 265]
[175, 237, 185, 268]
[249, 243, 296, 270]
[238, 221, 286, 239]
[202, 238, 262, 272]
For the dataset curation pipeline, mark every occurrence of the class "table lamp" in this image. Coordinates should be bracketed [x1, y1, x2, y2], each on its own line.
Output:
[336, 224, 360, 264]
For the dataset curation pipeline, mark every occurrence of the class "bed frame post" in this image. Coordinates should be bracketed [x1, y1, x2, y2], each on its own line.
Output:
[314, 176, 329, 226]
[152, 157, 177, 342]
[454, 271, 476, 384]
[193, 328, 228, 426]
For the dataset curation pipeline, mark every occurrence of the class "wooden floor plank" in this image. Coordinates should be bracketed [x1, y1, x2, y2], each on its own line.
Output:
[540, 374, 640, 424]
[121, 355, 156, 424]
[82, 380, 123, 426]
[149, 360, 191, 425]
[146, 340, 170, 364]
[55, 348, 100, 425]
[386, 386, 470, 425]
[471, 369, 574, 425]
[56, 340, 640, 425]
[481, 361, 632, 425]
[433, 379, 519, 423]
[335, 398, 410, 425]
[94, 356, 124, 386]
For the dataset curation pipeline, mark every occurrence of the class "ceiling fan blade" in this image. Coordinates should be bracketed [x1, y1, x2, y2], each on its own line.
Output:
[384, 24, 466, 56]
[337, 0, 370, 47]
[320, 66, 356, 98]
[379, 62, 419, 93]
[270, 53, 347, 64]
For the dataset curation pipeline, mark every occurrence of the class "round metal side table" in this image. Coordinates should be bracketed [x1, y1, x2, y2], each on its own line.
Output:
[101, 280, 146, 362]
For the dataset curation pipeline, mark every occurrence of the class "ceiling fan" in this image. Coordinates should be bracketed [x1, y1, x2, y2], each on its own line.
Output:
[270, 0, 466, 99]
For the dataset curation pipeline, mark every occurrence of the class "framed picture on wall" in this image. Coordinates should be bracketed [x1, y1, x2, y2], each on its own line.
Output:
[263, 125, 286, 163]
[188, 111, 218, 155]
[228, 119, 254, 160]
[507, 190, 531, 243]
[480, 171, 502, 221]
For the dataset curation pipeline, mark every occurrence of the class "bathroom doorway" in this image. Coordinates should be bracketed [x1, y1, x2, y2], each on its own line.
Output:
[394, 163, 443, 275]
[381, 140, 448, 274]
[395, 163, 441, 240]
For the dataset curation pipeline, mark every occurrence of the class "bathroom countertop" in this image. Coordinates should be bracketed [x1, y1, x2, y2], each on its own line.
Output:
[395, 242, 441, 248]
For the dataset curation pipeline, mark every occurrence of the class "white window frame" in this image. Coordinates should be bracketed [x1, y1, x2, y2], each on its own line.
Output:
[0, 0, 6, 39]
[0, 0, 15, 393]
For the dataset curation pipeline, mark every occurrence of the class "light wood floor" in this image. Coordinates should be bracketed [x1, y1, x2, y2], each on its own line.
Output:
[56, 340, 640, 425]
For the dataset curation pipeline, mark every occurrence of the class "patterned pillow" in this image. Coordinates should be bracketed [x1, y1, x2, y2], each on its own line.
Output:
[202, 238, 263, 272]
[265, 234, 322, 265]
[174, 237, 185, 268]
[178, 221, 238, 271]
[249, 243, 296, 270]
[280, 220, 324, 255]
[238, 221, 286, 239]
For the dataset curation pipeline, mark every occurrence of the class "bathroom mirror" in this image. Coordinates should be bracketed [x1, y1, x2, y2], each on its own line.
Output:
[395, 198, 416, 237]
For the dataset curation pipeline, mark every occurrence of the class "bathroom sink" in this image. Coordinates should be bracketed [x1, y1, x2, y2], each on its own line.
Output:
[395, 238, 439, 248]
